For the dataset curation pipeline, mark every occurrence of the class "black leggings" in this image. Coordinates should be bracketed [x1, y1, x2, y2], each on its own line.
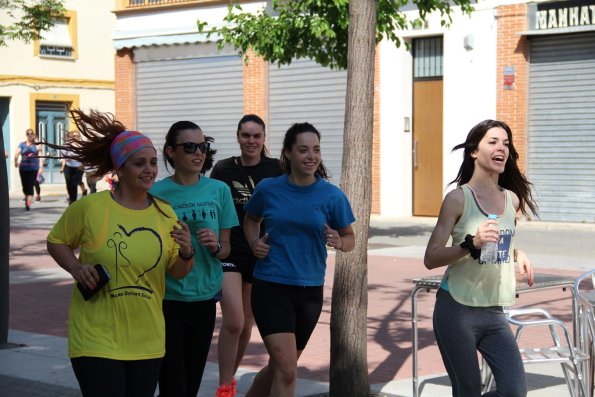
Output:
[251, 278, 323, 350]
[64, 165, 84, 203]
[158, 299, 217, 397]
[19, 169, 37, 196]
[71, 356, 161, 397]
[433, 288, 527, 397]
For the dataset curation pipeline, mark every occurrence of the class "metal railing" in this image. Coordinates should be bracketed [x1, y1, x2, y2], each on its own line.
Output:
[125, 0, 212, 7]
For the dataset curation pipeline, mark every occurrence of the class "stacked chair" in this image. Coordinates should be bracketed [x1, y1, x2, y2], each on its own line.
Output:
[573, 270, 595, 396]
[481, 280, 592, 396]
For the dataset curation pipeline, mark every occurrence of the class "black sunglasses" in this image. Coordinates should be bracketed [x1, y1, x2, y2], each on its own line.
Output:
[173, 141, 210, 154]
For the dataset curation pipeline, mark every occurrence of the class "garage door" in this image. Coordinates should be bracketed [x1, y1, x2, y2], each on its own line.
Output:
[268, 58, 347, 185]
[528, 32, 595, 222]
[135, 50, 243, 181]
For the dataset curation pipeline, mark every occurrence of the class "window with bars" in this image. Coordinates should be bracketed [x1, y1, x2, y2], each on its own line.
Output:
[38, 17, 75, 59]
[413, 37, 443, 78]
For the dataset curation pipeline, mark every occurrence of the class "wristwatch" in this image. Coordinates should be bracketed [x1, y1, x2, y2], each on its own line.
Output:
[212, 242, 222, 258]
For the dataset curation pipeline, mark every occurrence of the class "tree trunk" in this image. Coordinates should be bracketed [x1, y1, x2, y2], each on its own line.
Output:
[0, 133, 9, 347]
[329, 0, 376, 396]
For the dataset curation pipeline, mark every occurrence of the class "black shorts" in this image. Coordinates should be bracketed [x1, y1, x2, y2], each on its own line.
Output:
[221, 255, 256, 283]
[251, 278, 323, 351]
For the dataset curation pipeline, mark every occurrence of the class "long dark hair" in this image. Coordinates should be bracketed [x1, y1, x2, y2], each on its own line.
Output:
[281, 122, 329, 180]
[237, 114, 269, 157]
[450, 119, 538, 216]
[163, 120, 216, 175]
[41, 109, 125, 178]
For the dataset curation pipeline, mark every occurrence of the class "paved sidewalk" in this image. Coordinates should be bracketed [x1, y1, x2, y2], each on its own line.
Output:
[3, 193, 589, 396]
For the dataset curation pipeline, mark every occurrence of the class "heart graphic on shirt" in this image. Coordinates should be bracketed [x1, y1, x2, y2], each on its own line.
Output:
[106, 225, 163, 294]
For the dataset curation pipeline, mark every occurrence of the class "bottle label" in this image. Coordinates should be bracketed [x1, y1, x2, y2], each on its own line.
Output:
[480, 230, 513, 264]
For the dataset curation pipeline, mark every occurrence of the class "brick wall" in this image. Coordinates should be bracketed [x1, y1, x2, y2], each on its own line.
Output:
[372, 46, 381, 214]
[243, 49, 268, 121]
[115, 48, 136, 130]
[496, 4, 529, 172]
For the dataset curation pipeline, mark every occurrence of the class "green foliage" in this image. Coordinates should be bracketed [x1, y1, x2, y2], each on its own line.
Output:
[198, 0, 475, 70]
[0, 0, 65, 47]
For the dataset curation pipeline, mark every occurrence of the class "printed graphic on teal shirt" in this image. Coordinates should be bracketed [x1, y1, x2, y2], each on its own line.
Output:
[172, 200, 218, 235]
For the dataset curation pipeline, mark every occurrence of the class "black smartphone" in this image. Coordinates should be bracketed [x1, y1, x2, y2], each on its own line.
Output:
[77, 264, 111, 301]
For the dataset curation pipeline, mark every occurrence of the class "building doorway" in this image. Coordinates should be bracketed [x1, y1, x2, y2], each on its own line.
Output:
[412, 37, 444, 217]
[36, 102, 69, 184]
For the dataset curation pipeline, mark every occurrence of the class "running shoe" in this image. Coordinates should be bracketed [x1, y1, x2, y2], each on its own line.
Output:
[230, 377, 237, 396]
[215, 384, 233, 397]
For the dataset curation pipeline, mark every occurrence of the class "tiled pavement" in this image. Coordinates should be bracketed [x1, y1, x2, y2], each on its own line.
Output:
[2, 194, 589, 396]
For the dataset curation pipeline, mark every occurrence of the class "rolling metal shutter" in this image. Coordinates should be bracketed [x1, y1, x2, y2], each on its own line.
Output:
[268, 58, 347, 185]
[135, 54, 243, 180]
[528, 32, 595, 222]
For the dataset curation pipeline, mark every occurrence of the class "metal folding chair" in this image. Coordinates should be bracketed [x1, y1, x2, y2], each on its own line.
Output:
[482, 307, 590, 396]
[573, 270, 595, 397]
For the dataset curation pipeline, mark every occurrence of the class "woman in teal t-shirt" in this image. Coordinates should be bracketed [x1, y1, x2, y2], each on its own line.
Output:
[424, 120, 538, 397]
[150, 121, 238, 397]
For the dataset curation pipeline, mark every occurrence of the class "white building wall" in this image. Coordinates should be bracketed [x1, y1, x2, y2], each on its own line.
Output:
[379, 4, 499, 216]
[378, 40, 413, 217]
[114, 1, 267, 41]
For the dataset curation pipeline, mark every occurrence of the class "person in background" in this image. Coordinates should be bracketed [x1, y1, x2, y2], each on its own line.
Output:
[243, 122, 356, 397]
[210, 114, 282, 397]
[78, 180, 88, 197]
[14, 128, 43, 210]
[61, 130, 85, 204]
[45, 109, 195, 397]
[84, 166, 99, 194]
[34, 173, 42, 202]
[150, 121, 238, 397]
[424, 119, 538, 397]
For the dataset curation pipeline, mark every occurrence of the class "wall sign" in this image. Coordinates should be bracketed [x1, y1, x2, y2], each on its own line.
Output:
[530, 0, 595, 30]
[503, 66, 515, 90]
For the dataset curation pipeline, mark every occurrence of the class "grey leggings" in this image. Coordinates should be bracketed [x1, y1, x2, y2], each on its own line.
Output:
[433, 288, 527, 397]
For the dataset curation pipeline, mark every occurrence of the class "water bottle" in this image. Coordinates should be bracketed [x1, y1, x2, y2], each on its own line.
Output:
[480, 214, 499, 264]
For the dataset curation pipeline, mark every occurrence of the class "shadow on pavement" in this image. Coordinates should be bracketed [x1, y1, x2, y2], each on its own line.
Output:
[0, 374, 81, 397]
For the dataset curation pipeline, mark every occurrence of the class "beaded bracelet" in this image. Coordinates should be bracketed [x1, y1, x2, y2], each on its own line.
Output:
[178, 245, 195, 260]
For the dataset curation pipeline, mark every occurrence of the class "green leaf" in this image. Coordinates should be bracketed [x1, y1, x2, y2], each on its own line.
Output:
[0, 0, 66, 47]
[196, 0, 474, 70]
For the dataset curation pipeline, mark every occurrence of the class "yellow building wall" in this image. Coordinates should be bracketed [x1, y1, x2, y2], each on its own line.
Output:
[0, 0, 116, 195]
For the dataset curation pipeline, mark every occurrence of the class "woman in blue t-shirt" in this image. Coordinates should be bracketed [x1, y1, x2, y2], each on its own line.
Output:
[243, 122, 356, 397]
[14, 128, 43, 210]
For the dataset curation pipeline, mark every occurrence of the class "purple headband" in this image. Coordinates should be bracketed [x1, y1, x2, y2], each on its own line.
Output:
[110, 130, 155, 169]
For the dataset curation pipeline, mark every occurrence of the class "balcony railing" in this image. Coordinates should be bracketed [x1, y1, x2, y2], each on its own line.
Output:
[116, 0, 229, 12]
[129, 0, 194, 6]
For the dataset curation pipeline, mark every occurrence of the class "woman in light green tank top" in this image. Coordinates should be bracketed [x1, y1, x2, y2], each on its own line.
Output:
[424, 120, 538, 397]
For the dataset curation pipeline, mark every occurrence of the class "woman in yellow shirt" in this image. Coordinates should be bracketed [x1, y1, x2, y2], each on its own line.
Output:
[46, 109, 195, 397]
